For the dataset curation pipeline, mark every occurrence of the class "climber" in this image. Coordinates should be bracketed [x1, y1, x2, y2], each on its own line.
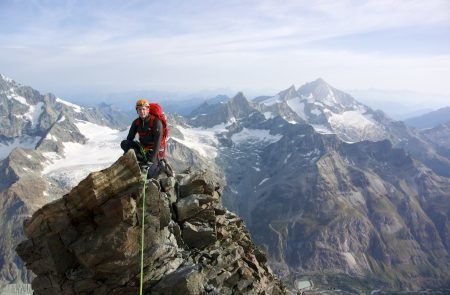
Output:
[120, 99, 164, 177]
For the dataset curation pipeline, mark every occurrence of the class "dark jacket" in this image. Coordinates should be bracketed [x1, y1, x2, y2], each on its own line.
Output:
[126, 115, 163, 162]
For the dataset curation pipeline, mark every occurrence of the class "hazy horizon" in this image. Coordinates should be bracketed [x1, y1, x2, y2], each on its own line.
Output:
[2, 71, 449, 120]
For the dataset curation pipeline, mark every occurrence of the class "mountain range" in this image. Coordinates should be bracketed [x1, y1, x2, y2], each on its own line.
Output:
[181, 78, 450, 292]
[1, 73, 450, 293]
[404, 106, 450, 129]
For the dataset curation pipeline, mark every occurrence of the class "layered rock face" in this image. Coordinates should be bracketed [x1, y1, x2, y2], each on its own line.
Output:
[237, 129, 450, 291]
[16, 151, 286, 295]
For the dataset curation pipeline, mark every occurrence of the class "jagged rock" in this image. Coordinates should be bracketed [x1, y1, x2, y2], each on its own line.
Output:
[16, 151, 286, 294]
[182, 221, 217, 249]
[152, 265, 204, 295]
[178, 170, 220, 196]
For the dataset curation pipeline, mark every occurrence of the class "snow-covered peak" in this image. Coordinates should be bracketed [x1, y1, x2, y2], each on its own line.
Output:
[252, 79, 388, 142]
[4, 87, 45, 129]
[260, 94, 281, 106]
[260, 85, 297, 106]
[56, 97, 83, 113]
[0, 73, 14, 83]
[298, 78, 333, 102]
[229, 92, 248, 105]
[279, 85, 297, 99]
[0, 136, 42, 160]
[6, 89, 28, 105]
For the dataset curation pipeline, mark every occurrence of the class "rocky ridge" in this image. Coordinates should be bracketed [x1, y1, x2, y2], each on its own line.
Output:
[16, 151, 286, 294]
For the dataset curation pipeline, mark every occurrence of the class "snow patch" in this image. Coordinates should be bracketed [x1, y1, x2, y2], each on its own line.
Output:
[283, 153, 292, 164]
[231, 128, 282, 145]
[57, 115, 66, 123]
[261, 95, 281, 106]
[56, 97, 82, 113]
[301, 93, 314, 102]
[311, 108, 322, 116]
[286, 98, 308, 120]
[8, 92, 28, 105]
[328, 110, 385, 141]
[263, 112, 274, 120]
[329, 111, 375, 129]
[342, 252, 358, 269]
[324, 87, 338, 105]
[303, 148, 321, 158]
[0, 136, 42, 160]
[45, 134, 58, 141]
[42, 120, 126, 188]
[24, 102, 44, 127]
[310, 124, 333, 134]
[258, 178, 270, 186]
[172, 123, 229, 160]
[0, 73, 14, 82]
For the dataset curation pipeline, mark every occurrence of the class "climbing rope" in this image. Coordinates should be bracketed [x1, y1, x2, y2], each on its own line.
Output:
[139, 174, 147, 295]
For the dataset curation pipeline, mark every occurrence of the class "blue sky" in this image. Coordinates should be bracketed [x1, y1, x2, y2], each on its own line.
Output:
[1, 0, 449, 101]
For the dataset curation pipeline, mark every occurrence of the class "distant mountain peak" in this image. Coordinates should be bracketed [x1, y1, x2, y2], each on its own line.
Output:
[313, 77, 328, 85]
[229, 92, 248, 104]
[298, 78, 331, 95]
[404, 106, 450, 129]
[285, 84, 296, 92]
[0, 73, 14, 83]
[205, 94, 229, 105]
[0, 73, 19, 88]
[233, 91, 245, 98]
[277, 85, 297, 100]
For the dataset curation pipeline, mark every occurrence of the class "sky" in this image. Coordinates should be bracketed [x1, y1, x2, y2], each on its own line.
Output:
[0, 0, 449, 104]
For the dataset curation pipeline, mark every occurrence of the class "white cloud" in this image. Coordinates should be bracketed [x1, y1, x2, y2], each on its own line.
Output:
[1, 0, 449, 96]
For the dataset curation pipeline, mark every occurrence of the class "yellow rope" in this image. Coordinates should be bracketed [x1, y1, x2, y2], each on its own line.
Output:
[139, 178, 147, 295]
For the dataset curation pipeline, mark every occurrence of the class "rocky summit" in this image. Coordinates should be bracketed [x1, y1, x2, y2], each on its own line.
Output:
[16, 151, 286, 295]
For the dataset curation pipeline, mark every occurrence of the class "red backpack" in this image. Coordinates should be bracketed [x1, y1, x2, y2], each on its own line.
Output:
[149, 103, 169, 159]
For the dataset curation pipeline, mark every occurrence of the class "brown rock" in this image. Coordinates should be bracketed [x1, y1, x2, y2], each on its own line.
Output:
[152, 265, 204, 295]
[16, 154, 286, 294]
[182, 221, 217, 249]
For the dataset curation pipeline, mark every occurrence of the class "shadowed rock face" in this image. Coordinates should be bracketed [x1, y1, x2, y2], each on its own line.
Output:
[16, 151, 286, 295]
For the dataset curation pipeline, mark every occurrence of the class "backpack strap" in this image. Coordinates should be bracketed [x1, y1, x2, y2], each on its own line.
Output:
[149, 115, 155, 128]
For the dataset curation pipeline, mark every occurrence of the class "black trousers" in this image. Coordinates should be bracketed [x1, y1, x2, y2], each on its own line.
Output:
[120, 140, 151, 163]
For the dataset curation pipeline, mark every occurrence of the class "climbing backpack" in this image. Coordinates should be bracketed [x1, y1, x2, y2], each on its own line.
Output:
[149, 103, 169, 159]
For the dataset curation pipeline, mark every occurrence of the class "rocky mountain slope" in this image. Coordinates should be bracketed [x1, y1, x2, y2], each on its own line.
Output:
[16, 151, 286, 295]
[0, 74, 131, 292]
[239, 125, 450, 291]
[3, 73, 450, 293]
[182, 81, 450, 292]
[0, 74, 223, 293]
[421, 121, 450, 150]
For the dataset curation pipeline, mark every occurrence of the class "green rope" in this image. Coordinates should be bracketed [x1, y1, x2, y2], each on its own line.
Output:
[139, 177, 147, 295]
[135, 141, 148, 162]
